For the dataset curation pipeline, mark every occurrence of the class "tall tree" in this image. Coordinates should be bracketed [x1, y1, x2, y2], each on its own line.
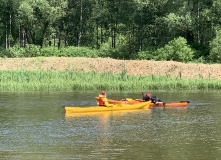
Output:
[132, 0, 167, 51]
[63, 0, 95, 47]
[0, 0, 20, 49]
[163, 1, 193, 42]
[92, 0, 109, 48]
[17, 0, 67, 47]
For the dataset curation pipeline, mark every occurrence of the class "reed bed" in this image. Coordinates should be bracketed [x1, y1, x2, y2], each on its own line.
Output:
[0, 69, 220, 91]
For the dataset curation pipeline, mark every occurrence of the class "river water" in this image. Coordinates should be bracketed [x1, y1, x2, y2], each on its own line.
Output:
[0, 90, 221, 160]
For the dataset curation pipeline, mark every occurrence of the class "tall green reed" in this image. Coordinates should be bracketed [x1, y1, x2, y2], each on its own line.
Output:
[0, 69, 220, 91]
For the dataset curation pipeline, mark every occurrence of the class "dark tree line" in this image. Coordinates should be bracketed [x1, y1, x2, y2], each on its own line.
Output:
[0, 0, 221, 62]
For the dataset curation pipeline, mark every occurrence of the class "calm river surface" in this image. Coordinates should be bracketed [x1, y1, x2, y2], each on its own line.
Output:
[0, 90, 221, 160]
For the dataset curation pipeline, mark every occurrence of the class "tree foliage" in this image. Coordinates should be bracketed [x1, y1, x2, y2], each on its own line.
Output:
[210, 29, 221, 62]
[135, 37, 194, 62]
[0, 0, 220, 63]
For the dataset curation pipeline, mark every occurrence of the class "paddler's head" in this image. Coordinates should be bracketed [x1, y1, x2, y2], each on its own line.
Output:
[101, 91, 107, 97]
[142, 92, 151, 98]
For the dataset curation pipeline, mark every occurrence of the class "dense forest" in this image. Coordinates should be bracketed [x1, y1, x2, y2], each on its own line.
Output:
[0, 0, 221, 63]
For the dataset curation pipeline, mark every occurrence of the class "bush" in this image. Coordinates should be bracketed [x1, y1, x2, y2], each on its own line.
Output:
[132, 37, 194, 62]
[132, 50, 154, 60]
[0, 47, 7, 57]
[4, 45, 26, 57]
[0, 44, 41, 58]
[99, 41, 113, 58]
[154, 36, 194, 62]
[39, 46, 60, 56]
[99, 35, 129, 59]
[24, 44, 41, 57]
[59, 46, 100, 58]
[1, 45, 102, 58]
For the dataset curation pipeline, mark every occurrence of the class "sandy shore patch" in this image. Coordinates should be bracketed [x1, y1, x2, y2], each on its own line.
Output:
[0, 57, 220, 79]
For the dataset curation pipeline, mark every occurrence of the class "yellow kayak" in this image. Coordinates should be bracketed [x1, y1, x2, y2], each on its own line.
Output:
[65, 108, 152, 118]
[64, 101, 151, 113]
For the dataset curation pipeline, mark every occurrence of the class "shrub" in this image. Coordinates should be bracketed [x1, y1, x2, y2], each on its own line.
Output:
[0, 44, 41, 58]
[60, 46, 99, 58]
[99, 35, 129, 59]
[0, 47, 7, 57]
[99, 41, 113, 58]
[154, 36, 194, 62]
[24, 44, 41, 57]
[4, 45, 26, 57]
[39, 46, 60, 56]
[132, 50, 154, 60]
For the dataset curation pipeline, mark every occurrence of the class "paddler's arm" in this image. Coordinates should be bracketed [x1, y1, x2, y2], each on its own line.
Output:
[103, 97, 111, 107]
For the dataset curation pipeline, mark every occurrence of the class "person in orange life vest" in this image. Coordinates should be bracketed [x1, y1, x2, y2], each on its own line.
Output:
[142, 92, 164, 105]
[142, 92, 151, 101]
[98, 91, 109, 106]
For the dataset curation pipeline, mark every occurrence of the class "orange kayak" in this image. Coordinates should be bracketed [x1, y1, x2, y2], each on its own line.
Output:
[95, 97, 190, 107]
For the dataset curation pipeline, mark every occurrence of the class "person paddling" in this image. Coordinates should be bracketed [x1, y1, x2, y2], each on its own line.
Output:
[98, 91, 109, 107]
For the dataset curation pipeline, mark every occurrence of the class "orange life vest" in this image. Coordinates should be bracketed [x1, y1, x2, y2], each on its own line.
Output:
[98, 97, 105, 106]
[98, 95, 106, 106]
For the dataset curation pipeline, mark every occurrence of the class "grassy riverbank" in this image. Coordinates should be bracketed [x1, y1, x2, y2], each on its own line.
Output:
[0, 69, 220, 91]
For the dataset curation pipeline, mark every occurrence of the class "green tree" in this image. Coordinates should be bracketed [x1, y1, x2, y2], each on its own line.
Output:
[0, 0, 20, 49]
[155, 36, 194, 62]
[163, 2, 193, 41]
[17, 0, 67, 47]
[92, 0, 109, 48]
[63, 0, 95, 47]
[186, 0, 213, 58]
[210, 29, 221, 62]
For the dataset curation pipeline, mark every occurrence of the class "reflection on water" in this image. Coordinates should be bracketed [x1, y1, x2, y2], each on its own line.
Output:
[0, 90, 221, 160]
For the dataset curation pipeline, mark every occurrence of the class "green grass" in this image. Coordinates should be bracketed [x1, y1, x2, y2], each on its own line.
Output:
[0, 69, 220, 91]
